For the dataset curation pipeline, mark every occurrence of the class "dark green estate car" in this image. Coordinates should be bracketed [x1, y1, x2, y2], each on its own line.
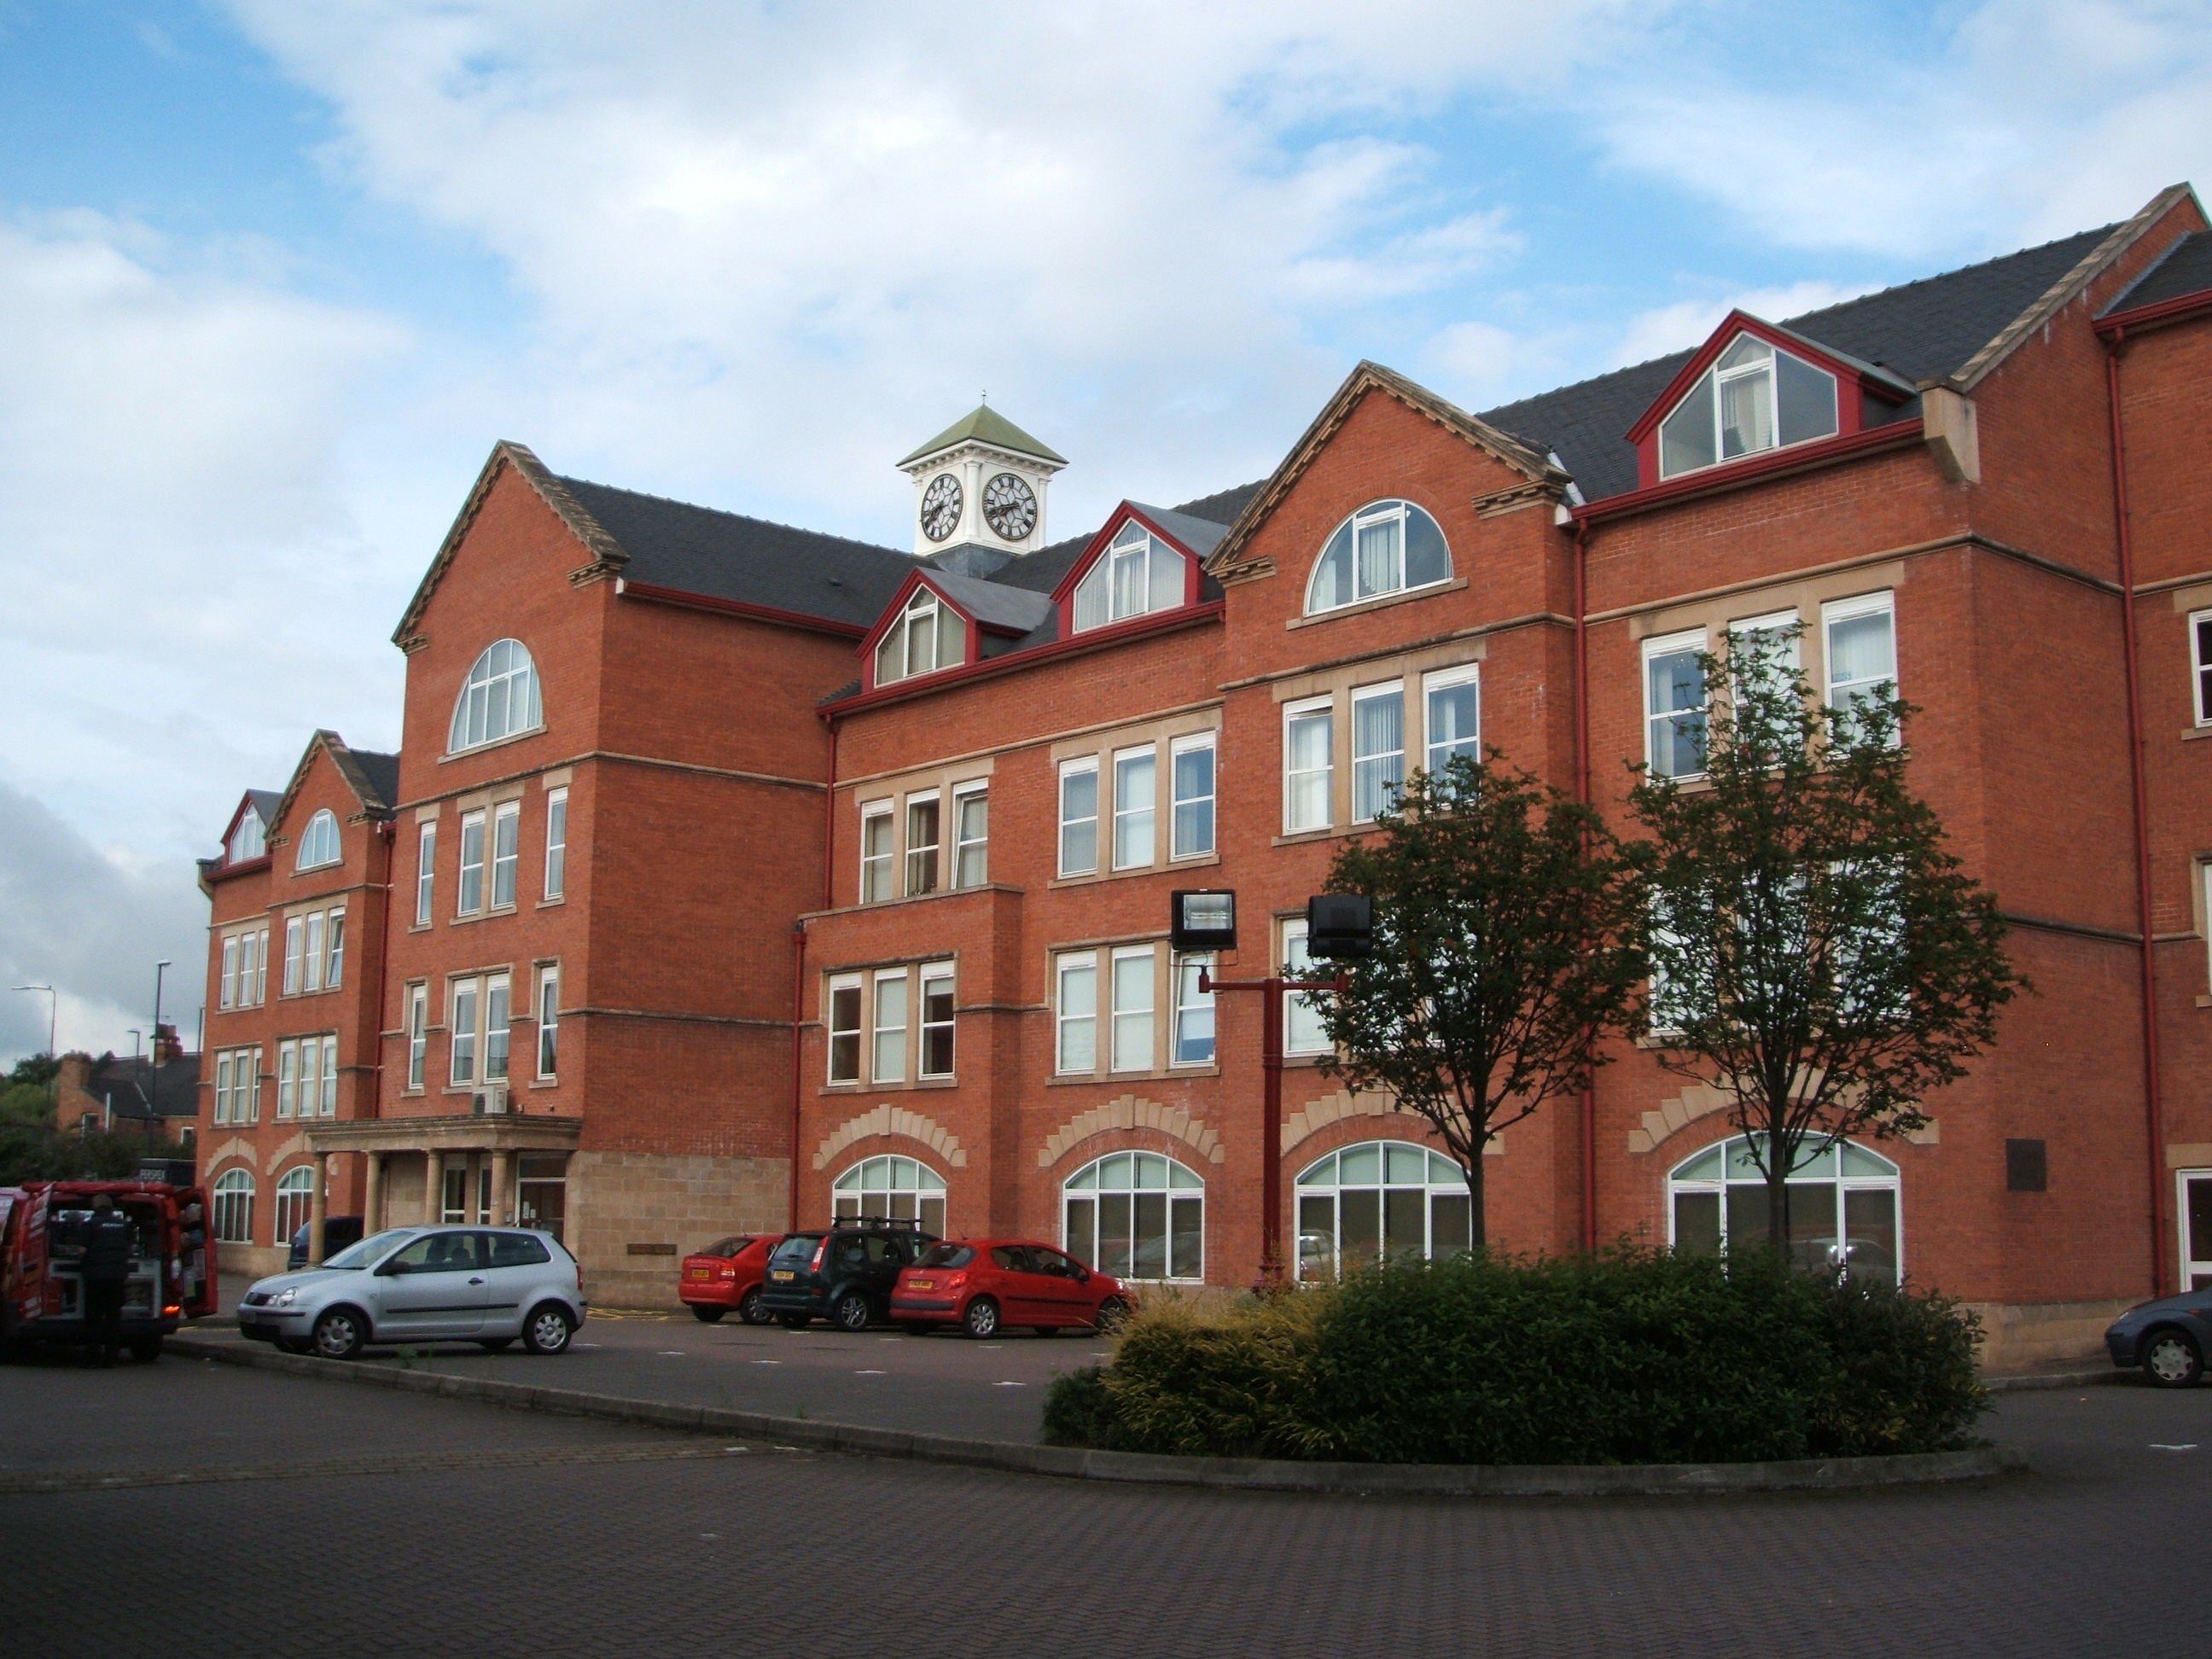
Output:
[756, 1216, 939, 1331]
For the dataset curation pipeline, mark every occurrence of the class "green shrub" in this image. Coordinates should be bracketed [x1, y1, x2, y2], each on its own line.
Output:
[1049, 1249, 1986, 1465]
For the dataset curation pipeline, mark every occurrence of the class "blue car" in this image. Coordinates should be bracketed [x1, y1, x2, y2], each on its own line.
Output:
[2105, 1290, 2212, 1387]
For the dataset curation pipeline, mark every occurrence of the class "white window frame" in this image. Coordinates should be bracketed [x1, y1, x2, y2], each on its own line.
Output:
[544, 789, 568, 899]
[276, 1039, 299, 1121]
[1295, 1139, 1474, 1280]
[875, 588, 964, 685]
[872, 969, 909, 1085]
[952, 782, 989, 888]
[536, 966, 560, 1079]
[295, 809, 340, 871]
[491, 800, 521, 910]
[219, 935, 239, 1010]
[457, 809, 487, 916]
[212, 1170, 255, 1246]
[1172, 952, 1215, 1067]
[827, 972, 864, 1084]
[282, 917, 305, 997]
[451, 977, 480, 1085]
[229, 808, 265, 864]
[859, 800, 894, 904]
[1666, 1132, 1903, 1282]
[1643, 628, 1708, 782]
[1284, 696, 1334, 834]
[485, 972, 512, 1082]
[1305, 499, 1453, 615]
[1282, 919, 1330, 1056]
[905, 791, 942, 897]
[1422, 664, 1481, 777]
[253, 929, 268, 1004]
[1351, 680, 1406, 824]
[303, 911, 326, 992]
[1061, 1151, 1205, 1282]
[1657, 334, 1841, 481]
[1110, 945, 1156, 1074]
[1073, 522, 1185, 633]
[919, 962, 956, 1080]
[1059, 758, 1100, 876]
[324, 909, 345, 989]
[406, 983, 428, 1091]
[1112, 746, 1156, 871]
[1170, 732, 1216, 859]
[1822, 591, 1898, 744]
[1056, 951, 1098, 1074]
[415, 823, 436, 925]
[448, 637, 543, 754]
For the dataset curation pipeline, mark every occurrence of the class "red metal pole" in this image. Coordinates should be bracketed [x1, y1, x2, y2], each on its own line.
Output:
[1574, 514, 1596, 1251]
[788, 924, 806, 1231]
[1260, 975, 1284, 1289]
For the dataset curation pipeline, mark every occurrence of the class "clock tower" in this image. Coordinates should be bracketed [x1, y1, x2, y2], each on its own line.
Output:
[898, 404, 1066, 564]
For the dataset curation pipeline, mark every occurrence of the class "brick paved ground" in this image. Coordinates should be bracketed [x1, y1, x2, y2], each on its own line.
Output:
[5, 1355, 2210, 1658]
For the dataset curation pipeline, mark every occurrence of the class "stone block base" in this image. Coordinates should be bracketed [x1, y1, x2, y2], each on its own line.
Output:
[566, 1150, 790, 1310]
[1967, 1297, 2139, 1371]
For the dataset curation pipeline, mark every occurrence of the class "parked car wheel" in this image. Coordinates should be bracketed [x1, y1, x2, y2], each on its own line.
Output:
[478, 1337, 515, 1353]
[1094, 1297, 1132, 1334]
[521, 1303, 574, 1355]
[833, 1290, 873, 1333]
[2143, 1328, 2204, 1388]
[739, 1286, 772, 1326]
[129, 1336, 162, 1364]
[311, 1307, 367, 1361]
[691, 1305, 727, 1324]
[778, 1313, 810, 1330]
[963, 1297, 1000, 1339]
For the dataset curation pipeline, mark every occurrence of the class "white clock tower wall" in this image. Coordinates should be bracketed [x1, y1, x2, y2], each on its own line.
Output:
[899, 407, 1066, 558]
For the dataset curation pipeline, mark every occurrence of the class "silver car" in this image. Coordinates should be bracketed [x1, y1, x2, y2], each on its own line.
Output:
[237, 1225, 587, 1360]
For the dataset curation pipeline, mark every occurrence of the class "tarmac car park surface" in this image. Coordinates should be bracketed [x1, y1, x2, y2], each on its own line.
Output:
[5, 1341, 2212, 1659]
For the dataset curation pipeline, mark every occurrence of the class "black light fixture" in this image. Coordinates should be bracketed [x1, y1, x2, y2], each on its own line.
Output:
[1170, 889, 1237, 953]
[1306, 894, 1374, 958]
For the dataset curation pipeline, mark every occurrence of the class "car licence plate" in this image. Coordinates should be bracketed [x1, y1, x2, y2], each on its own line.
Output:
[771, 1270, 795, 1281]
[909, 1279, 934, 1290]
[687, 1267, 709, 1278]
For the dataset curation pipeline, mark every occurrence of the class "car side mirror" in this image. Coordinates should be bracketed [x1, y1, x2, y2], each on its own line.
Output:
[375, 1260, 409, 1277]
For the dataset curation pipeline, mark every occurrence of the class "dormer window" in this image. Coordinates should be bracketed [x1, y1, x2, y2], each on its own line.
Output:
[1074, 523, 1185, 633]
[875, 588, 964, 686]
[1659, 334, 1838, 479]
[1306, 500, 1451, 615]
[229, 808, 265, 864]
[295, 809, 341, 871]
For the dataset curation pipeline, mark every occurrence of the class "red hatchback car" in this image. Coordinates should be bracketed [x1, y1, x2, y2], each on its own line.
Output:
[678, 1234, 779, 1324]
[891, 1239, 1131, 1339]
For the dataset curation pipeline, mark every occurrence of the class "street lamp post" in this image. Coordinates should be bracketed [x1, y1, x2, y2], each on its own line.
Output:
[11, 984, 57, 1101]
[151, 959, 172, 1117]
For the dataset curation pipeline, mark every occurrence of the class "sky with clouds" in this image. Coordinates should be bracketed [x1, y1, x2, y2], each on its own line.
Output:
[2, 0, 2208, 1065]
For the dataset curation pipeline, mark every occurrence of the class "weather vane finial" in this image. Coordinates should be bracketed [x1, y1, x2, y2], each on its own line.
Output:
[980, 388, 987, 405]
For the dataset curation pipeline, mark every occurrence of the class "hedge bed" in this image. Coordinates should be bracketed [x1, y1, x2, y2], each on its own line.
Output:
[1044, 1249, 1988, 1466]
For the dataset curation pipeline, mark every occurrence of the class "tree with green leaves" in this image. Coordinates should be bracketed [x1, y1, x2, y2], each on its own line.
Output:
[1312, 753, 1646, 1249]
[1630, 626, 2026, 1259]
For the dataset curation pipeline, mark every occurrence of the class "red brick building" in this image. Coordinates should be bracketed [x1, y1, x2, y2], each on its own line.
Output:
[195, 184, 2212, 1352]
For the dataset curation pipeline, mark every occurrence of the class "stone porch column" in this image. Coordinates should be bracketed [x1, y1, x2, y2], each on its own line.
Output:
[362, 1151, 385, 1235]
[490, 1149, 515, 1225]
[424, 1150, 445, 1226]
[308, 1151, 330, 1265]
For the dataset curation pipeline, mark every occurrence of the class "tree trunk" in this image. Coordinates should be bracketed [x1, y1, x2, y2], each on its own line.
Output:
[1465, 1134, 1487, 1250]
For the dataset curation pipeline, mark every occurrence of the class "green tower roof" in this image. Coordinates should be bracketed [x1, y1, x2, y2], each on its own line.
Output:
[899, 405, 1067, 468]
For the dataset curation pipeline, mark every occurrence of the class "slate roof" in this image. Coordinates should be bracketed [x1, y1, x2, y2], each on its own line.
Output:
[559, 476, 917, 632]
[1477, 224, 2122, 502]
[335, 748, 399, 813]
[923, 569, 1057, 635]
[899, 405, 1068, 467]
[2104, 230, 2212, 315]
[243, 789, 283, 829]
[82, 1053, 201, 1122]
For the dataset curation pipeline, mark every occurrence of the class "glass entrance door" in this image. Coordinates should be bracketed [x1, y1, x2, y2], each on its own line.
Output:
[2182, 1172, 2212, 1291]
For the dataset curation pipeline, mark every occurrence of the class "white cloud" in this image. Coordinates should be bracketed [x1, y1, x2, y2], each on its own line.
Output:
[1612, 280, 1878, 368]
[0, 211, 413, 854]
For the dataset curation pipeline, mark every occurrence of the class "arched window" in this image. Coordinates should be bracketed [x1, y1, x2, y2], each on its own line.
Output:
[274, 1165, 316, 1248]
[1295, 1139, 1469, 1281]
[1658, 333, 1839, 479]
[212, 1169, 256, 1246]
[833, 1155, 946, 1234]
[1062, 1151, 1202, 1281]
[1667, 1133, 1901, 1284]
[874, 589, 965, 686]
[229, 807, 265, 864]
[1306, 500, 1451, 615]
[449, 638, 544, 753]
[1073, 522, 1183, 633]
[294, 809, 341, 870]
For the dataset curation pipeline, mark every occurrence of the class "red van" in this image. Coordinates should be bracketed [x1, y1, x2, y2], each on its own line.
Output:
[0, 1179, 219, 1361]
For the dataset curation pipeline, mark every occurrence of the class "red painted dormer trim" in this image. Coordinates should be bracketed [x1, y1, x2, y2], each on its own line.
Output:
[213, 794, 271, 872]
[1625, 311, 1912, 491]
[1048, 501, 1207, 638]
[2095, 286, 2212, 338]
[856, 569, 1032, 693]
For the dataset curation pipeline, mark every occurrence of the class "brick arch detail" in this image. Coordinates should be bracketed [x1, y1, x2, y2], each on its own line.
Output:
[1626, 1083, 1941, 1155]
[204, 1137, 259, 1173]
[813, 1103, 967, 1173]
[1281, 1088, 1504, 1158]
[1037, 1096, 1224, 1168]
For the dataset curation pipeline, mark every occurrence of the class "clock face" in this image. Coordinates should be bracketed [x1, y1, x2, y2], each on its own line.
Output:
[920, 473, 963, 542]
[982, 472, 1038, 541]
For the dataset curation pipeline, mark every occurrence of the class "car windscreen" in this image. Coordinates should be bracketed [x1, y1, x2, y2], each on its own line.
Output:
[323, 1229, 420, 1272]
[699, 1236, 753, 1258]
[768, 1235, 819, 1266]
[916, 1244, 975, 1269]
